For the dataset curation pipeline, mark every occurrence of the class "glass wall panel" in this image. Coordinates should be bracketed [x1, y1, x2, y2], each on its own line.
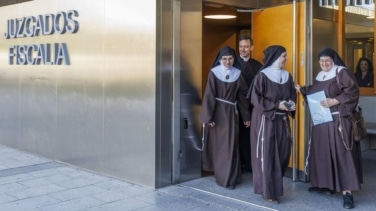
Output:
[314, 0, 375, 93]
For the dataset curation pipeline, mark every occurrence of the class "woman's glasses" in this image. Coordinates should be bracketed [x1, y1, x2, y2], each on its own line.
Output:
[319, 59, 332, 64]
[221, 57, 234, 62]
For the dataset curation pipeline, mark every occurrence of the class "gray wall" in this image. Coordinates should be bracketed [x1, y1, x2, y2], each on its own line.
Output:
[359, 97, 376, 123]
[0, 0, 160, 188]
[0, 0, 33, 6]
[358, 96, 376, 151]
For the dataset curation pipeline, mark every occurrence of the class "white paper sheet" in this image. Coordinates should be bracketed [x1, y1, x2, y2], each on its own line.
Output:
[306, 90, 333, 125]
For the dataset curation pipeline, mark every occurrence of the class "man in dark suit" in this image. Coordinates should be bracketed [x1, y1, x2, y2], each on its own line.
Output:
[237, 35, 262, 173]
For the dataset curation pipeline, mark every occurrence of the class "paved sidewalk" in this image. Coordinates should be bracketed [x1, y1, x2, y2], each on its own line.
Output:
[2, 144, 375, 211]
[0, 144, 272, 211]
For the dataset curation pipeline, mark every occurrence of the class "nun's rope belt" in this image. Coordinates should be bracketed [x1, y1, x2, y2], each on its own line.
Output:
[215, 98, 237, 106]
[275, 111, 339, 115]
[275, 112, 286, 115]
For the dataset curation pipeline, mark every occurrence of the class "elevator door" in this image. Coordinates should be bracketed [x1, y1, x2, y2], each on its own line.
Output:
[172, 0, 203, 184]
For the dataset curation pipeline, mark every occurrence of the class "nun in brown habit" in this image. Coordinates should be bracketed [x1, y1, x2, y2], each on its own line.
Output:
[200, 46, 250, 189]
[296, 48, 362, 209]
[248, 45, 296, 203]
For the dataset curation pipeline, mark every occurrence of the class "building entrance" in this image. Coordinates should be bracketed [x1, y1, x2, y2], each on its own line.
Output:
[173, 0, 304, 185]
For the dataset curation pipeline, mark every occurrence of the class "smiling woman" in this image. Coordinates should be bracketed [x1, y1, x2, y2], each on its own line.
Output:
[313, 1, 375, 95]
[200, 46, 250, 190]
[344, 2, 375, 95]
[296, 47, 362, 209]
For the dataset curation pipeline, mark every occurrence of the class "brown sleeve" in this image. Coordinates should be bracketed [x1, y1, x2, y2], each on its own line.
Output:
[335, 68, 359, 116]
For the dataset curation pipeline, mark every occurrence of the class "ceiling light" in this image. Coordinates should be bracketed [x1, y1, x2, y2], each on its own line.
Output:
[204, 4, 237, 20]
[204, 15, 236, 19]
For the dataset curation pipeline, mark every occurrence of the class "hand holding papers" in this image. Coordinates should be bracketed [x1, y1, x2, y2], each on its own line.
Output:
[306, 91, 333, 125]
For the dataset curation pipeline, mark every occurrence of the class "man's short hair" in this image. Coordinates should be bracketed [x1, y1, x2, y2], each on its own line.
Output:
[239, 35, 253, 45]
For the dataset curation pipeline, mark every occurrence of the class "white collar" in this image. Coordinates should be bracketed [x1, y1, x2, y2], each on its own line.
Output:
[240, 55, 249, 62]
[316, 65, 345, 81]
[261, 58, 289, 84]
[211, 65, 241, 82]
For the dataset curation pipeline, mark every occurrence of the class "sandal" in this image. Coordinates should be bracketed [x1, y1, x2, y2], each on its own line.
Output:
[263, 197, 279, 204]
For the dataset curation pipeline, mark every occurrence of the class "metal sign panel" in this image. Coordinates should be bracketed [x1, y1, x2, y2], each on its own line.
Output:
[0, 0, 158, 188]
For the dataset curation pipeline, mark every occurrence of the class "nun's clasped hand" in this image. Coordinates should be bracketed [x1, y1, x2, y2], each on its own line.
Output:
[320, 98, 339, 108]
[279, 100, 296, 111]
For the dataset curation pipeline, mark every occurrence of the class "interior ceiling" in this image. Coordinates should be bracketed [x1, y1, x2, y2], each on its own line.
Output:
[347, 24, 374, 39]
[203, 3, 252, 27]
[204, 3, 374, 39]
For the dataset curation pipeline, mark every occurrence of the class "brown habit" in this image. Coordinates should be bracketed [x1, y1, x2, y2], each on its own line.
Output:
[301, 68, 363, 192]
[249, 72, 296, 199]
[200, 71, 250, 188]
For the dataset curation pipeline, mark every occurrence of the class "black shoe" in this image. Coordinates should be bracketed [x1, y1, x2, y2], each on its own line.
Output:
[343, 193, 354, 209]
[308, 187, 333, 195]
[308, 187, 320, 192]
[227, 185, 236, 190]
[241, 165, 245, 173]
[319, 188, 334, 195]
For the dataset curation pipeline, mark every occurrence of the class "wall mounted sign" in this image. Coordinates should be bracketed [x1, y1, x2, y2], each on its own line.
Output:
[3, 10, 79, 65]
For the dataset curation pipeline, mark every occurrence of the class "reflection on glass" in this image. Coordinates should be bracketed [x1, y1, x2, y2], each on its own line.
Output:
[345, 1, 374, 89]
[354, 57, 374, 87]
[317, 1, 375, 91]
[319, 0, 374, 19]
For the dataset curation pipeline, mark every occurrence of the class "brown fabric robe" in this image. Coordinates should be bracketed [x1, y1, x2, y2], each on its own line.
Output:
[237, 57, 262, 172]
[301, 68, 363, 192]
[200, 71, 250, 188]
[249, 72, 296, 199]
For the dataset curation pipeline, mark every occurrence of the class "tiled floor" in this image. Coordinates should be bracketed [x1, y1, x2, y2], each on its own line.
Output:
[0, 144, 375, 211]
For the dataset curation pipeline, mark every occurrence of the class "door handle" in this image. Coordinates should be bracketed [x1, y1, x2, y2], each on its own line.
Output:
[184, 118, 188, 129]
